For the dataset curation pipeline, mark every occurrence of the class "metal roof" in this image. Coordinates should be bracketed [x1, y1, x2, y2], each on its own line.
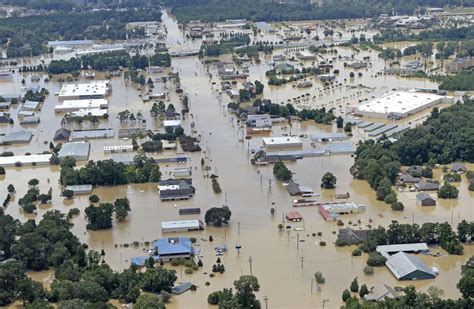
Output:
[161, 220, 202, 230]
[3, 130, 33, 143]
[310, 132, 347, 142]
[58, 141, 90, 159]
[385, 252, 435, 280]
[376, 243, 429, 258]
[153, 237, 193, 255]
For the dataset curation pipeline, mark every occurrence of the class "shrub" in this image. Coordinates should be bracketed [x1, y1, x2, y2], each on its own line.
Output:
[350, 277, 359, 292]
[319, 241, 326, 246]
[384, 193, 397, 204]
[352, 249, 362, 256]
[391, 201, 404, 211]
[89, 194, 100, 203]
[205, 281, 210, 286]
[208, 291, 220, 305]
[342, 289, 351, 302]
[315, 271, 325, 284]
[0, 167, 5, 175]
[190, 237, 197, 243]
[363, 266, 374, 275]
[367, 253, 386, 267]
[185, 268, 193, 275]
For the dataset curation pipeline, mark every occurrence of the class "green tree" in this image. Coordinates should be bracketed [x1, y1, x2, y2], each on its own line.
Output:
[438, 182, 459, 199]
[114, 197, 131, 222]
[359, 283, 369, 298]
[336, 116, 344, 128]
[320, 172, 337, 189]
[85, 203, 114, 230]
[89, 195, 99, 203]
[342, 289, 351, 302]
[134, 293, 165, 309]
[204, 206, 232, 227]
[350, 277, 359, 292]
[273, 161, 292, 182]
[141, 267, 177, 293]
[62, 189, 74, 199]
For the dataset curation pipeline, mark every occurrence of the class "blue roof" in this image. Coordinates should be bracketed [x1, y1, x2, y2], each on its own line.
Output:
[131, 255, 162, 266]
[154, 237, 193, 255]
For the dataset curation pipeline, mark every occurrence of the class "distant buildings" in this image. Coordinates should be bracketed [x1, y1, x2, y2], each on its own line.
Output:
[446, 56, 474, 73]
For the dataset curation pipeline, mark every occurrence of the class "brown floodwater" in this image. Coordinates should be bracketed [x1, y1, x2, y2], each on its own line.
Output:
[1, 10, 473, 309]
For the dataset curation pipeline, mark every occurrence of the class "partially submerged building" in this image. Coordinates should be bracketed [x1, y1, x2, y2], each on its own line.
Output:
[161, 219, 204, 233]
[58, 141, 91, 161]
[53, 128, 71, 142]
[416, 193, 436, 206]
[58, 81, 111, 101]
[385, 252, 436, 280]
[3, 130, 33, 144]
[337, 228, 369, 245]
[263, 136, 302, 151]
[65, 185, 93, 195]
[158, 179, 195, 201]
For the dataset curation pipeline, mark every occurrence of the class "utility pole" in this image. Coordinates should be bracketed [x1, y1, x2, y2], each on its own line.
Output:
[263, 295, 269, 309]
[300, 256, 304, 269]
[322, 299, 329, 309]
[248, 256, 253, 275]
[296, 233, 299, 249]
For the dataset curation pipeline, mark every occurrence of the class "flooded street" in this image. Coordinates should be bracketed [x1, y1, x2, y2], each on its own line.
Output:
[1, 10, 473, 309]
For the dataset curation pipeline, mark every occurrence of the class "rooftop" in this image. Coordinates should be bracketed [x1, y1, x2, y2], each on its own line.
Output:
[161, 220, 202, 230]
[263, 136, 302, 146]
[386, 252, 435, 280]
[357, 91, 451, 117]
[153, 237, 193, 255]
[3, 130, 33, 143]
[58, 141, 91, 160]
[58, 81, 110, 99]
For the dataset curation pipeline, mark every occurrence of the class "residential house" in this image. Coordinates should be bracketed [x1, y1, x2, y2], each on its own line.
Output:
[337, 228, 369, 245]
[53, 128, 71, 142]
[450, 163, 467, 174]
[153, 237, 194, 262]
[416, 193, 436, 206]
[415, 181, 439, 191]
[364, 284, 398, 302]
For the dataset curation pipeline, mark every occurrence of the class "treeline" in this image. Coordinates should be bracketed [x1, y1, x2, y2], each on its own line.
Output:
[48, 51, 171, 74]
[164, 0, 474, 23]
[0, 9, 162, 57]
[1, 0, 158, 11]
[374, 25, 474, 44]
[434, 71, 474, 91]
[200, 34, 251, 57]
[0, 208, 175, 307]
[251, 98, 336, 124]
[59, 154, 161, 186]
[350, 221, 468, 255]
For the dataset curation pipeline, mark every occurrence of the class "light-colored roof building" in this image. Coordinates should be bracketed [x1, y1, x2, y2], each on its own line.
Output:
[263, 136, 302, 150]
[70, 108, 108, 118]
[65, 185, 93, 195]
[310, 132, 348, 142]
[104, 145, 134, 153]
[385, 252, 435, 280]
[58, 141, 91, 161]
[3, 130, 33, 144]
[163, 120, 182, 128]
[55, 99, 108, 112]
[376, 243, 429, 259]
[0, 154, 52, 167]
[355, 90, 453, 119]
[58, 81, 111, 100]
[70, 129, 114, 140]
[47, 40, 93, 47]
[161, 219, 204, 233]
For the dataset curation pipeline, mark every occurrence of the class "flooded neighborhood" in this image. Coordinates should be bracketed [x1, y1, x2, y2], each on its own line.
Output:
[0, 1, 473, 309]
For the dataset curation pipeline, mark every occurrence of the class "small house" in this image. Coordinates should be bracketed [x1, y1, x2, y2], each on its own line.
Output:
[53, 128, 71, 142]
[364, 284, 398, 302]
[337, 228, 369, 245]
[286, 211, 303, 222]
[450, 163, 467, 174]
[415, 181, 439, 191]
[399, 174, 421, 184]
[407, 165, 423, 177]
[416, 193, 436, 206]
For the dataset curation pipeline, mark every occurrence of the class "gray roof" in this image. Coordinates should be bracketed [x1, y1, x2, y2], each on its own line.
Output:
[385, 252, 435, 280]
[399, 174, 421, 183]
[415, 181, 439, 191]
[451, 163, 467, 172]
[310, 132, 348, 142]
[20, 115, 40, 124]
[376, 243, 429, 258]
[337, 228, 369, 245]
[363, 284, 397, 302]
[71, 129, 114, 140]
[172, 282, 193, 294]
[286, 182, 301, 195]
[416, 192, 434, 201]
[54, 128, 71, 141]
[58, 141, 91, 160]
[3, 130, 33, 143]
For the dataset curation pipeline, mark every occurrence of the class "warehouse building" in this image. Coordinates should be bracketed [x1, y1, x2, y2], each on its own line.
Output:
[58, 81, 111, 100]
[58, 141, 91, 161]
[385, 252, 436, 280]
[0, 154, 51, 167]
[55, 99, 108, 112]
[355, 91, 453, 119]
[154, 237, 194, 262]
[71, 129, 114, 140]
[263, 136, 302, 150]
[161, 219, 204, 233]
[3, 130, 33, 144]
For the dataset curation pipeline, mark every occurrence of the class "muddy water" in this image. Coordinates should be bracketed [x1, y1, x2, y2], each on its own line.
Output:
[0, 10, 473, 309]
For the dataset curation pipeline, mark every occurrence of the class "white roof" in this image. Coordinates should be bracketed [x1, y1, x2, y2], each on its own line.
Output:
[58, 81, 109, 98]
[377, 243, 429, 258]
[104, 145, 134, 151]
[386, 252, 435, 280]
[55, 99, 108, 111]
[357, 91, 450, 116]
[263, 136, 302, 145]
[161, 220, 202, 229]
[297, 50, 315, 57]
[71, 108, 108, 117]
[163, 120, 181, 127]
[0, 154, 51, 167]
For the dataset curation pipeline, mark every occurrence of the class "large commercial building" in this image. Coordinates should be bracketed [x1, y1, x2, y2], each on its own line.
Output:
[58, 81, 111, 100]
[262, 136, 303, 150]
[386, 252, 436, 280]
[55, 99, 108, 112]
[58, 141, 91, 161]
[355, 91, 453, 120]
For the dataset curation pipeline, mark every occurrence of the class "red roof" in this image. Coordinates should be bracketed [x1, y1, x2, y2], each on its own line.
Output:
[286, 211, 303, 220]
